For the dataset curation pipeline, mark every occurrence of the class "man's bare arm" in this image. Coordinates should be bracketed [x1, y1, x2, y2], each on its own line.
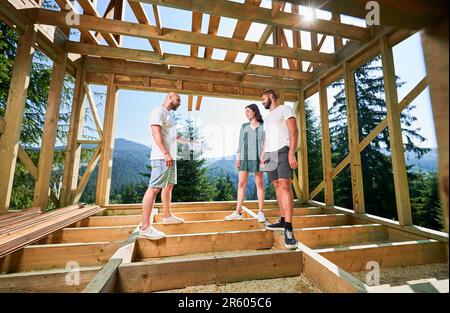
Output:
[286, 117, 298, 169]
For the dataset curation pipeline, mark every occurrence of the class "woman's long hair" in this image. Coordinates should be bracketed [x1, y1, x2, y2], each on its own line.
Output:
[245, 103, 264, 124]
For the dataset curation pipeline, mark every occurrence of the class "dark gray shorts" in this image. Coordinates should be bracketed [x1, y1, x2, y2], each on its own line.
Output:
[264, 146, 293, 182]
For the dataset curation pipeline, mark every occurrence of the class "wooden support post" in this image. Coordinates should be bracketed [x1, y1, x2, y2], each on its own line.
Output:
[96, 73, 118, 206]
[380, 36, 412, 225]
[0, 25, 36, 214]
[319, 79, 334, 206]
[344, 62, 365, 213]
[296, 91, 309, 202]
[421, 18, 449, 232]
[61, 66, 86, 206]
[33, 53, 68, 210]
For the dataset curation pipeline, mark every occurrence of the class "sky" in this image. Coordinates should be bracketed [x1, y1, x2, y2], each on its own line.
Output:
[71, 0, 437, 158]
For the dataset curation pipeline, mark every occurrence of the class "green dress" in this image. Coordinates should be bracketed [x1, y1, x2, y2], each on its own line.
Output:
[237, 122, 265, 173]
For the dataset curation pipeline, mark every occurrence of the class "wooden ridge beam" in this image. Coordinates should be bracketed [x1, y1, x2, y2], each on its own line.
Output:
[131, 0, 371, 41]
[24, 8, 336, 65]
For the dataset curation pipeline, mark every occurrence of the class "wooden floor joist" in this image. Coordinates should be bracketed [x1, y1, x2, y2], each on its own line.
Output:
[36, 226, 135, 244]
[136, 229, 273, 259]
[0, 241, 122, 273]
[315, 240, 448, 273]
[0, 266, 101, 293]
[295, 224, 388, 249]
[154, 219, 264, 235]
[117, 250, 302, 293]
[268, 214, 350, 228]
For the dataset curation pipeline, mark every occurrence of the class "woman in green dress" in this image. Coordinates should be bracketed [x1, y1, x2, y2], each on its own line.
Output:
[225, 104, 266, 222]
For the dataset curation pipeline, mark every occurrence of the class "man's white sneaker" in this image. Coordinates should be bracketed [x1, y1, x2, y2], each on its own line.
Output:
[225, 211, 243, 221]
[257, 211, 266, 223]
[162, 214, 185, 225]
[139, 226, 166, 240]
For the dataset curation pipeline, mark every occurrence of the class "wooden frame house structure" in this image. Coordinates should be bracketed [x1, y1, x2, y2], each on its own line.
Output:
[0, 0, 448, 293]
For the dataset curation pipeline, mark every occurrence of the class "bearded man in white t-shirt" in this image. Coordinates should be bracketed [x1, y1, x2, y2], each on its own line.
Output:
[139, 92, 192, 240]
[260, 90, 299, 249]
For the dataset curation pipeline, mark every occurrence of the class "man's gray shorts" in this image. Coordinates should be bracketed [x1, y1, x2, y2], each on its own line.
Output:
[264, 146, 293, 182]
[148, 159, 177, 189]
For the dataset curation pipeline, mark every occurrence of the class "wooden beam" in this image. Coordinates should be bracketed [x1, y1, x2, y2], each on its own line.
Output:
[65, 41, 313, 81]
[61, 67, 86, 206]
[344, 62, 365, 213]
[0, 242, 120, 273]
[25, 8, 336, 65]
[127, 0, 163, 55]
[54, 0, 100, 45]
[187, 95, 193, 111]
[154, 218, 263, 235]
[0, 25, 36, 213]
[113, 0, 125, 45]
[295, 224, 388, 249]
[83, 82, 103, 137]
[291, 3, 301, 71]
[331, 12, 344, 51]
[136, 229, 273, 258]
[203, 15, 221, 59]
[281, 213, 349, 228]
[316, 240, 448, 273]
[380, 36, 412, 225]
[96, 74, 118, 206]
[421, 18, 449, 232]
[195, 95, 202, 111]
[0, 266, 101, 292]
[33, 53, 67, 210]
[318, 79, 334, 206]
[295, 92, 309, 202]
[224, 0, 262, 62]
[131, 0, 371, 41]
[281, 0, 449, 30]
[296, 240, 367, 292]
[117, 250, 302, 292]
[190, 10, 202, 58]
[38, 225, 136, 244]
[72, 145, 101, 204]
[77, 0, 119, 47]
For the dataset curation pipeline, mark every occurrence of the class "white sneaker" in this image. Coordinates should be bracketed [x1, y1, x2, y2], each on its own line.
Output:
[139, 226, 166, 240]
[258, 211, 266, 223]
[162, 214, 184, 225]
[225, 211, 243, 221]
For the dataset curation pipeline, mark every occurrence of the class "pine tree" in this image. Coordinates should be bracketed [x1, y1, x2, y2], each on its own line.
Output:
[140, 119, 215, 202]
[214, 174, 236, 201]
[305, 99, 325, 202]
[328, 56, 430, 220]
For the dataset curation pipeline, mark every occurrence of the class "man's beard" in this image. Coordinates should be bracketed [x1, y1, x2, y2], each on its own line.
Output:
[263, 98, 272, 110]
[170, 100, 179, 110]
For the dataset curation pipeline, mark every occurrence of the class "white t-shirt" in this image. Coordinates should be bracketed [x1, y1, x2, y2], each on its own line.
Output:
[263, 105, 296, 153]
[149, 106, 177, 160]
